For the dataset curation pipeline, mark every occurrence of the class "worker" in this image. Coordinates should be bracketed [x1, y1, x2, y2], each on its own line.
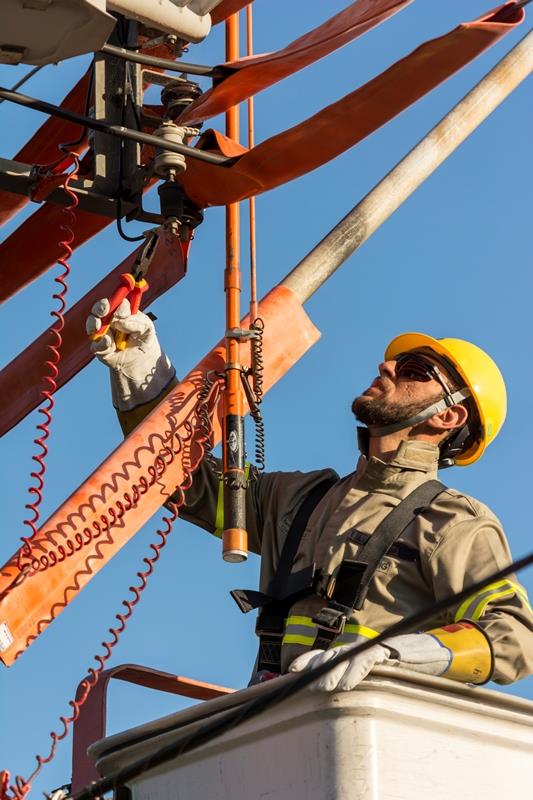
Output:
[87, 300, 533, 689]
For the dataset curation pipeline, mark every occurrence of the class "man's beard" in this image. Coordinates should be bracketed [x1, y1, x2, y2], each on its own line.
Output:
[351, 391, 443, 428]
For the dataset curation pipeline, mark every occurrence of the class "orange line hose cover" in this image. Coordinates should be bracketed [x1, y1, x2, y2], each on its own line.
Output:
[179, 3, 524, 208]
[0, 286, 320, 665]
[182, 0, 413, 126]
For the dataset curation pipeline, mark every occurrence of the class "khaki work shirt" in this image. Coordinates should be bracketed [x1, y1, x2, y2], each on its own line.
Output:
[180, 440, 533, 684]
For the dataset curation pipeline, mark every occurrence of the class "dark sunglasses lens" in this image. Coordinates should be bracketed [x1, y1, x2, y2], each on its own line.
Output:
[395, 356, 433, 381]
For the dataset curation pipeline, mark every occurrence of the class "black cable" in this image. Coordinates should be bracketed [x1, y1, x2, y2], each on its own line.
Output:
[59, 64, 95, 151]
[0, 86, 232, 166]
[0, 65, 44, 105]
[116, 62, 145, 243]
[71, 548, 533, 800]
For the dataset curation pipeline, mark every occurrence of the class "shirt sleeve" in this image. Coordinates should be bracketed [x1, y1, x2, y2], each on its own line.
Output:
[177, 456, 338, 562]
[423, 499, 533, 684]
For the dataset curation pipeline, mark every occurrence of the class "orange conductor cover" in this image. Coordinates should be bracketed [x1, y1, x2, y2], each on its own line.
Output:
[181, 0, 413, 126]
[179, 3, 524, 207]
[0, 286, 320, 665]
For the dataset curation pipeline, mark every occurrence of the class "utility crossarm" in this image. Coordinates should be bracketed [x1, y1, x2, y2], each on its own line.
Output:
[0, 87, 234, 168]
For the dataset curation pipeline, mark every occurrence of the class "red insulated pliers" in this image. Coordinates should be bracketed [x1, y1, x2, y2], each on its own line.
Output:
[90, 229, 159, 350]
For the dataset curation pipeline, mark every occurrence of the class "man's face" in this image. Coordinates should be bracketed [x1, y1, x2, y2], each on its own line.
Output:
[352, 353, 453, 427]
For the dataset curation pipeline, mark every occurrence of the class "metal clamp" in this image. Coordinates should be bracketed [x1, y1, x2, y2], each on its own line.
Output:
[225, 327, 261, 340]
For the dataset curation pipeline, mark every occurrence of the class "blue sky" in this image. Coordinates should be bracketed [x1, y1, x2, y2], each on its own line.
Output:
[1, 2, 532, 796]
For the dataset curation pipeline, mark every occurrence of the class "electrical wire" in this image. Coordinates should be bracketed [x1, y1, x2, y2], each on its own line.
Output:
[69, 547, 533, 800]
[59, 64, 95, 150]
[0, 86, 231, 166]
[0, 65, 44, 104]
[116, 68, 146, 244]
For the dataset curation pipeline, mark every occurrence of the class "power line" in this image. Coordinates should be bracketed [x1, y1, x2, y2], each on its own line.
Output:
[0, 65, 44, 105]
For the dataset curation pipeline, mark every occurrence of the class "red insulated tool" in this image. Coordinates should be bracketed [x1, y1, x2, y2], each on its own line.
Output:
[89, 229, 158, 350]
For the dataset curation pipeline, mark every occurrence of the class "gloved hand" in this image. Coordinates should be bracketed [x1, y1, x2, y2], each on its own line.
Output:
[86, 297, 175, 412]
[383, 632, 452, 676]
[288, 632, 453, 693]
[288, 643, 389, 692]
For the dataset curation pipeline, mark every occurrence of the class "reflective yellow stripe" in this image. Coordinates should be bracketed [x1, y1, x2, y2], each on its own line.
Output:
[282, 617, 380, 649]
[283, 634, 317, 646]
[472, 588, 516, 620]
[285, 615, 316, 628]
[344, 624, 380, 639]
[455, 578, 526, 622]
[214, 462, 251, 537]
[515, 582, 533, 613]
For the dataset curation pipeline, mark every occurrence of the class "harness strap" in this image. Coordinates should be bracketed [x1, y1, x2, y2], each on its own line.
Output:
[234, 476, 337, 674]
[312, 479, 446, 649]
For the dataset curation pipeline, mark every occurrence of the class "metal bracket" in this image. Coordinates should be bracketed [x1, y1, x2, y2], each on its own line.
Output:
[226, 327, 261, 340]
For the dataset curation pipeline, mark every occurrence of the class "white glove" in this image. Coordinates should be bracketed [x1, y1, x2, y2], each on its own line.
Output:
[86, 298, 175, 412]
[383, 632, 452, 677]
[288, 632, 453, 693]
[288, 644, 389, 692]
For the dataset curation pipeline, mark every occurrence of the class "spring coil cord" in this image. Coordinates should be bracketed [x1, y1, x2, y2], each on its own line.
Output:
[7, 377, 223, 800]
[10, 64, 96, 597]
[249, 318, 265, 472]
[17, 152, 80, 579]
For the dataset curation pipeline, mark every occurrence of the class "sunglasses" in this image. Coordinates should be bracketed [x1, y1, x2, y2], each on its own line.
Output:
[394, 353, 454, 397]
[394, 354, 437, 382]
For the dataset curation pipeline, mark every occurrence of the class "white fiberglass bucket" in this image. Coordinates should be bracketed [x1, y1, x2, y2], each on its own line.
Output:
[91, 667, 533, 800]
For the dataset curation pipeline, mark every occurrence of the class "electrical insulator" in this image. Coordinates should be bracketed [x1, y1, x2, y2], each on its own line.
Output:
[152, 120, 197, 179]
[161, 77, 203, 123]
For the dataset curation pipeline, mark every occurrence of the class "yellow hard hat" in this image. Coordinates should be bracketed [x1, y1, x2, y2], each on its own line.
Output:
[385, 333, 507, 465]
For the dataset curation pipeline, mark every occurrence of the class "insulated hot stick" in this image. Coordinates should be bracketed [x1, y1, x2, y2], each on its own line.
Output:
[89, 230, 157, 350]
[222, 11, 247, 563]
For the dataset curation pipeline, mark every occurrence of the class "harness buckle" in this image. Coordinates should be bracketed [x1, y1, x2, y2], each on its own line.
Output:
[312, 606, 348, 637]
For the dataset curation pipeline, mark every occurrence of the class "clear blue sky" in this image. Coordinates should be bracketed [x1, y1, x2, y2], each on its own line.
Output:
[1, 2, 532, 796]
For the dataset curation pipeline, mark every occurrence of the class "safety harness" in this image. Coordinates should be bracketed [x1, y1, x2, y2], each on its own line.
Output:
[232, 477, 446, 674]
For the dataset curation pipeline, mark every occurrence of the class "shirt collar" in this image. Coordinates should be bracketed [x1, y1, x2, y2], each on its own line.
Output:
[354, 440, 439, 491]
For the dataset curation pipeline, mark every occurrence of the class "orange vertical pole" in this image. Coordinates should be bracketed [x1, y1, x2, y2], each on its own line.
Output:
[246, 3, 258, 323]
[222, 11, 247, 562]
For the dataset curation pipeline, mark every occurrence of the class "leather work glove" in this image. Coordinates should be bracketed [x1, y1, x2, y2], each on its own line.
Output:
[86, 298, 176, 412]
[288, 644, 389, 692]
[288, 632, 453, 693]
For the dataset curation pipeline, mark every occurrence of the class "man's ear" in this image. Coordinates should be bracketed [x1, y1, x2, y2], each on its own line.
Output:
[428, 403, 469, 433]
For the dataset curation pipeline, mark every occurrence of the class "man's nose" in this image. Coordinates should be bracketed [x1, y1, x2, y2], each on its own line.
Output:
[378, 360, 397, 380]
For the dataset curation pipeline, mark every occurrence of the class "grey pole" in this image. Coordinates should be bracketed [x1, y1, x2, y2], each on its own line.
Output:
[281, 29, 533, 304]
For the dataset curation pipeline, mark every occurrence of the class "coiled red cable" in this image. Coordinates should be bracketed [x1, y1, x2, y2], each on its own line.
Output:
[7, 378, 223, 800]
[18, 154, 80, 574]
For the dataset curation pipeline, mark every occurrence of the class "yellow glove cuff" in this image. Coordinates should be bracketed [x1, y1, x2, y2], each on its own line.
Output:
[426, 621, 493, 684]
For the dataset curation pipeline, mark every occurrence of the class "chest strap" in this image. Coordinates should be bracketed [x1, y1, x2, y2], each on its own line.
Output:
[312, 479, 446, 650]
[231, 476, 338, 673]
